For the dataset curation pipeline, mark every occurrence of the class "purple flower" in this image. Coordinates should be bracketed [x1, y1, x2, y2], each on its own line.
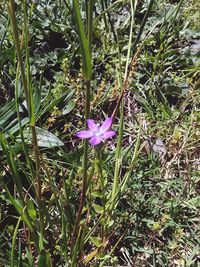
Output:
[76, 117, 116, 146]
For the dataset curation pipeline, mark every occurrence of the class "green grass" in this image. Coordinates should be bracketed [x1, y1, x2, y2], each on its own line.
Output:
[0, 0, 199, 266]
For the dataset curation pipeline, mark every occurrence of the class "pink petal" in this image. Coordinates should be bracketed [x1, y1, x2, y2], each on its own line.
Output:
[87, 119, 98, 132]
[99, 117, 113, 133]
[76, 130, 94, 139]
[103, 130, 116, 140]
[89, 136, 102, 146]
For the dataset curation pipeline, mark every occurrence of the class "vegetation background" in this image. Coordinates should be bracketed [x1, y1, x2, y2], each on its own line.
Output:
[0, 0, 199, 266]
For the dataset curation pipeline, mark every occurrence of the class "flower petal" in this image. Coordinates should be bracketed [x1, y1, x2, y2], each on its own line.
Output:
[103, 130, 116, 140]
[87, 119, 98, 132]
[99, 117, 113, 133]
[76, 130, 94, 139]
[89, 136, 102, 146]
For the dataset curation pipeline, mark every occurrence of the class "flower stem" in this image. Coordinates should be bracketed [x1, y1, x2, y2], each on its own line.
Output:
[96, 146, 106, 240]
[71, 0, 93, 262]
[111, 33, 124, 209]
[71, 80, 90, 249]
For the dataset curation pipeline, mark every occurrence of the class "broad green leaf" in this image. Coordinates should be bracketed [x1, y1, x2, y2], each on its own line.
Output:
[27, 200, 37, 220]
[0, 100, 16, 126]
[91, 191, 102, 198]
[34, 81, 42, 114]
[92, 203, 103, 214]
[23, 126, 64, 148]
[89, 236, 101, 247]
[0, 99, 15, 116]
[6, 117, 29, 135]
[62, 101, 75, 115]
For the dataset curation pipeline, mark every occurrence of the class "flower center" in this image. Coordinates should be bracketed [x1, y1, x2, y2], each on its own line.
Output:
[95, 131, 102, 137]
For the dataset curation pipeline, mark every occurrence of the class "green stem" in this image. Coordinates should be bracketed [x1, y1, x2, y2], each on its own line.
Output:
[22, 2, 44, 249]
[15, 62, 35, 187]
[96, 146, 106, 240]
[111, 34, 123, 207]
[87, 0, 94, 53]
[100, 0, 108, 32]
[111, 0, 155, 204]
[71, 1, 93, 262]
[111, 97, 124, 205]
[104, 0, 117, 42]
[8, 0, 29, 108]
[8, 0, 44, 250]
[132, 0, 155, 53]
[71, 80, 91, 249]
[11, 216, 21, 267]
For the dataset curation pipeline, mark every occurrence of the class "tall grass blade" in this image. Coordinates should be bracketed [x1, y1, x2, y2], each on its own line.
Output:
[11, 216, 21, 267]
[38, 249, 52, 267]
[73, 0, 92, 81]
